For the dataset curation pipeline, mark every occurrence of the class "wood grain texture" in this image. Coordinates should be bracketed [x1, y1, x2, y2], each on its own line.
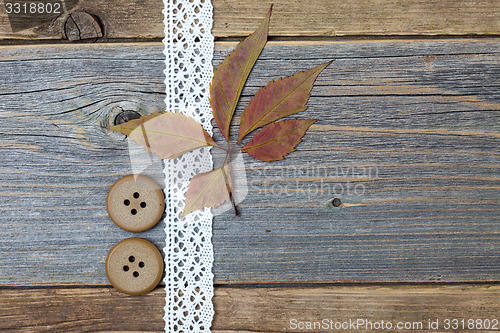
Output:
[0, 285, 498, 332]
[0, 0, 499, 40]
[0, 40, 498, 285]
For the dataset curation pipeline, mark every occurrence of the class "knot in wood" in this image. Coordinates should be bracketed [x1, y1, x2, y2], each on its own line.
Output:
[114, 110, 141, 125]
[65, 11, 103, 41]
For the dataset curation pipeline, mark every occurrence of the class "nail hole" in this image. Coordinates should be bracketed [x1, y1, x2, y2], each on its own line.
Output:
[123, 265, 129, 271]
[133, 192, 140, 198]
[129, 256, 135, 263]
[139, 262, 145, 268]
[331, 197, 342, 207]
[123, 199, 130, 206]
[131, 209, 137, 215]
[133, 271, 139, 277]
[140, 202, 147, 208]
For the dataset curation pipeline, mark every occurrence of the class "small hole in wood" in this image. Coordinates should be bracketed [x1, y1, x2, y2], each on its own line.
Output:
[123, 265, 129, 271]
[331, 197, 342, 207]
[124, 199, 130, 206]
[140, 202, 147, 208]
[131, 209, 137, 215]
[133, 271, 139, 277]
[129, 256, 135, 263]
[139, 262, 145, 268]
[133, 192, 140, 199]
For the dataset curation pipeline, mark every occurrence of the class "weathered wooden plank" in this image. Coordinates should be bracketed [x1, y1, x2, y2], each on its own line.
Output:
[0, 40, 498, 285]
[0, 285, 498, 332]
[0, 0, 499, 40]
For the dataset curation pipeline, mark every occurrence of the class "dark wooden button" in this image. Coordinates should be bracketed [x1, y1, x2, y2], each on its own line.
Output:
[105, 238, 164, 295]
[107, 175, 165, 233]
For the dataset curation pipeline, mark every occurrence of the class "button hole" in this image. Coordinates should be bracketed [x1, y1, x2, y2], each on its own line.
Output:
[123, 265, 129, 271]
[140, 202, 147, 208]
[133, 192, 140, 199]
[131, 209, 137, 215]
[139, 262, 145, 268]
[133, 271, 139, 277]
[129, 256, 135, 263]
[124, 199, 130, 206]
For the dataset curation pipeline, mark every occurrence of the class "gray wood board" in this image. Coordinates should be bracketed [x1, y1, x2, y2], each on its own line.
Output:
[1, 0, 499, 39]
[1, 285, 499, 332]
[0, 40, 498, 285]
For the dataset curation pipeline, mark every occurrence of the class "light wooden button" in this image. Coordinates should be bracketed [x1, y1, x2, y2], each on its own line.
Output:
[105, 238, 164, 296]
[107, 175, 165, 233]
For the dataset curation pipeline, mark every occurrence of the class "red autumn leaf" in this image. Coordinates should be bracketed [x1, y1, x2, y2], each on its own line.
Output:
[242, 119, 316, 162]
[106, 112, 219, 159]
[238, 61, 332, 141]
[183, 163, 231, 217]
[209, 6, 272, 141]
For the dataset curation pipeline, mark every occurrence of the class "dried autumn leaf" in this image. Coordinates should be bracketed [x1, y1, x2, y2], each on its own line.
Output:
[183, 163, 231, 217]
[106, 112, 218, 159]
[242, 119, 316, 162]
[238, 61, 332, 141]
[209, 6, 272, 141]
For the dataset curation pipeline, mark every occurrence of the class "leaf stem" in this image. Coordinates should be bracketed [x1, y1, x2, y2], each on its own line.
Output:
[229, 142, 240, 154]
[211, 142, 229, 153]
[227, 147, 239, 216]
[229, 189, 240, 216]
[221, 155, 240, 217]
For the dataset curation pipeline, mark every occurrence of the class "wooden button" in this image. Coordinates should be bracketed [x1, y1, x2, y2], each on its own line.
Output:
[105, 238, 164, 295]
[107, 175, 165, 232]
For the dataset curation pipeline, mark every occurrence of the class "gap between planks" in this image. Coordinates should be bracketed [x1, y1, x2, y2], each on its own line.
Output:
[2, 34, 500, 46]
[0, 38, 500, 50]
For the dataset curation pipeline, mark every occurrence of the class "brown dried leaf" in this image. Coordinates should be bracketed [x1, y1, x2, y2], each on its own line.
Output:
[106, 112, 218, 159]
[242, 119, 316, 162]
[209, 6, 272, 141]
[183, 163, 231, 217]
[238, 61, 332, 141]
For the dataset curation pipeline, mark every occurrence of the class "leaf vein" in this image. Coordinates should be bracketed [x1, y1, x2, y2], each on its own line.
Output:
[245, 70, 317, 136]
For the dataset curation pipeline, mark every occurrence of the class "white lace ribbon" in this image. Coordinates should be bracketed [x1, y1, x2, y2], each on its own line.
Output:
[162, 0, 215, 332]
